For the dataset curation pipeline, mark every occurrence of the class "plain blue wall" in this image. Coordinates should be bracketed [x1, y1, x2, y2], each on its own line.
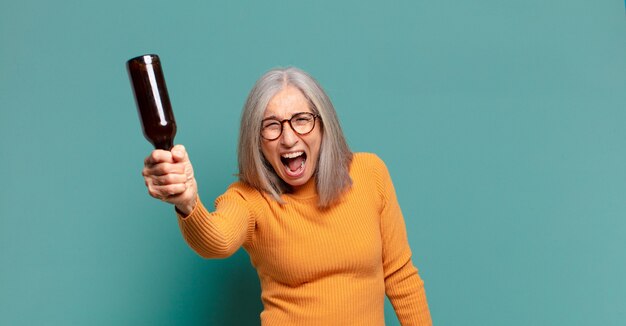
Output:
[1, 0, 625, 325]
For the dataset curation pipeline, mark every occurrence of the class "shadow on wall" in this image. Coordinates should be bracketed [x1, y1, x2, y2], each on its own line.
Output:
[180, 250, 263, 325]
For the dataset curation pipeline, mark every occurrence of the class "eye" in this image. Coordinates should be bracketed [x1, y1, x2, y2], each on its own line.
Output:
[263, 120, 281, 130]
[293, 114, 313, 125]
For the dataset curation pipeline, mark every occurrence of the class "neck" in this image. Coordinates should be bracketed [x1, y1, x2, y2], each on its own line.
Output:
[288, 177, 317, 199]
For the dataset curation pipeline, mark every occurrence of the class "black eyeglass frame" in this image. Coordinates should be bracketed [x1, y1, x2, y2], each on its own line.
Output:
[260, 112, 320, 141]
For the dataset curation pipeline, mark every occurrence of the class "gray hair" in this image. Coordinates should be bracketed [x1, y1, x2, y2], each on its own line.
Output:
[237, 67, 352, 208]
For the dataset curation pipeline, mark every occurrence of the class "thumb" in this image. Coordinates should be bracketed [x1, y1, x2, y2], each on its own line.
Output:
[171, 144, 188, 163]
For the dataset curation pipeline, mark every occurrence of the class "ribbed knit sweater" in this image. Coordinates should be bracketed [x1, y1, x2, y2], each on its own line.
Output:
[177, 153, 432, 325]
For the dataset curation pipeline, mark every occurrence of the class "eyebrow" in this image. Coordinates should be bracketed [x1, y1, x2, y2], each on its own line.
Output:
[262, 115, 279, 121]
[262, 111, 312, 121]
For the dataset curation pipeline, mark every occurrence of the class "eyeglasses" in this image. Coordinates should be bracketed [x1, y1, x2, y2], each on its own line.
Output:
[261, 112, 320, 140]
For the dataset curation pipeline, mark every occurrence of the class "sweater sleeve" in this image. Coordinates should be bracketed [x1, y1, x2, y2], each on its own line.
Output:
[372, 155, 432, 326]
[177, 183, 256, 258]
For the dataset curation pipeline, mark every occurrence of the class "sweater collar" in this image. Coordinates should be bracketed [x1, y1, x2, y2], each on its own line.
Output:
[285, 177, 318, 200]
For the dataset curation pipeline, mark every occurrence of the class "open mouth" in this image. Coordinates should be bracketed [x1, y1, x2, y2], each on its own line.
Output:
[280, 151, 307, 177]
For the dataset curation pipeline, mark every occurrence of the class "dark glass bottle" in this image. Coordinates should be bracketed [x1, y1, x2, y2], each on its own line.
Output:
[127, 54, 177, 150]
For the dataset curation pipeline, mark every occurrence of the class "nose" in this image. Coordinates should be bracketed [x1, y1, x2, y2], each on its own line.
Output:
[279, 121, 299, 147]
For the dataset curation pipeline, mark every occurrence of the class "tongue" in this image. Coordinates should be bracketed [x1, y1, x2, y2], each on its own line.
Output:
[287, 156, 305, 172]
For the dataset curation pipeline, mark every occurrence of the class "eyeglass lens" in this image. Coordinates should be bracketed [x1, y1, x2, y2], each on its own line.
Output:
[261, 112, 316, 140]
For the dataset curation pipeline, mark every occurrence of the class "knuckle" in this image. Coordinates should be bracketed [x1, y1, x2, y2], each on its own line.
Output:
[152, 164, 166, 175]
[158, 174, 172, 185]
[162, 163, 175, 174]
[161, 185, 174, 196]
[169, 184, 184, 196]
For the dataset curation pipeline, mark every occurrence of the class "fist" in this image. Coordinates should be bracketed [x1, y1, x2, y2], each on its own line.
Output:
[142, 144, 197, 215]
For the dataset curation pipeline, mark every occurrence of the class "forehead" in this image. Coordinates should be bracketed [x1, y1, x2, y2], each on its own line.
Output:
[264, 85, 312, 118]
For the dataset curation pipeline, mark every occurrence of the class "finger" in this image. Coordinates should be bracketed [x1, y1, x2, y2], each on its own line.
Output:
[149, 183, 188, 199]
[161, 183, 188, 197]
[171, 144, 188, 163]
[151, 173, 188, 186]
[144, 150, 174, 166]
[143, 162, 186, 177]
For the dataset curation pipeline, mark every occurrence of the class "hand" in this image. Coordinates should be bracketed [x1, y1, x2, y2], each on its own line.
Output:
[142, 144, 197, 215]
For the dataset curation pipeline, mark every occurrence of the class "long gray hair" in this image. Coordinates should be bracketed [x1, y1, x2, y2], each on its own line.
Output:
[238, 67, 352, 208]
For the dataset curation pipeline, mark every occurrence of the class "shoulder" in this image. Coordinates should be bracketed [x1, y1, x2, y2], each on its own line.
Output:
[350, 152, 394, 198]
[225, 180, 261, 196]
[349, 152, 391, 188]
[215, 180, 267, 206]
[350, 152, 389, 175]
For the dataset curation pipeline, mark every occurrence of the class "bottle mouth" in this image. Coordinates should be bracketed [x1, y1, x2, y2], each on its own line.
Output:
[127, 54, 160, 65]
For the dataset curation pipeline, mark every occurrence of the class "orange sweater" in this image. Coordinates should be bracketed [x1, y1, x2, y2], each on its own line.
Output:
[178, 153, 432, 325]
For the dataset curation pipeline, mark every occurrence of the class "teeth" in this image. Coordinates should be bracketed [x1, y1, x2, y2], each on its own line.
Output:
[282, 151, 304, 159]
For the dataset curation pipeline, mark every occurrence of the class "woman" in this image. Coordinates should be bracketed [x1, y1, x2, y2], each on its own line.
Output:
[142, 67, 432, 325]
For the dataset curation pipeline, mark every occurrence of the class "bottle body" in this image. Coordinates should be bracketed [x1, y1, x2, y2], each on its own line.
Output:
[127, 54, 176, 150]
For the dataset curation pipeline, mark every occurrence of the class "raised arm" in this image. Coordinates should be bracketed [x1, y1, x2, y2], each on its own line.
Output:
[176, 187, 256, 258]
[142, 145, 254, 258]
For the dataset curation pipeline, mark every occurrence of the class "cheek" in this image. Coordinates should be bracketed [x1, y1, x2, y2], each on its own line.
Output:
[311, 132, 323, 157]
[260, 142, 275, 163]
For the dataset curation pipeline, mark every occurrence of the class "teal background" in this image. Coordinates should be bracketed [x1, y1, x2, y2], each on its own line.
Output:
[1, 0, 625, 325]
